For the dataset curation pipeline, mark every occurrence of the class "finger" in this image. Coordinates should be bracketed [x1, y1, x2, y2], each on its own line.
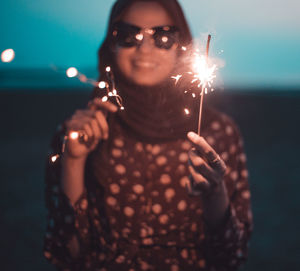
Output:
[187, 132, 226, 175]
[83, 122, 94, 143]
[188, 151, 220, 185]
[185, 176, 202, 196]
[88, 98, 118, 112]
[95, 111, 109, 139]
[90, 118, 101, 141]
[188, 165, 210, 191]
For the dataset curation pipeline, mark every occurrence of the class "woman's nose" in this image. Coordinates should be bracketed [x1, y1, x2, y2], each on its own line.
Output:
[137, 34, 154, 53]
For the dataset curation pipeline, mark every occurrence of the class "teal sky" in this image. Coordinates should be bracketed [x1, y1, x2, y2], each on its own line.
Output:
[0, 0, 299, 89]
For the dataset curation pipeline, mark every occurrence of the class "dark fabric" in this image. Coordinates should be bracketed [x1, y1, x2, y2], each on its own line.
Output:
[44, 108, 253, 270]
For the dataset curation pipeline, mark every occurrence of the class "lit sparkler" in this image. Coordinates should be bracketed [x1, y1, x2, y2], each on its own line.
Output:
[172, 35, 217, 135]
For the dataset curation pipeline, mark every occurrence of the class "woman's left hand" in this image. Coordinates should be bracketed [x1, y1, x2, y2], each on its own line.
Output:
[186, 131, 227, 198]
[187, 131, 231, 229]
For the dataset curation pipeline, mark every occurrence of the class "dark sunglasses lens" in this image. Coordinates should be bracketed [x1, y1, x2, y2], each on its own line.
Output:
[154, 32, 177, 49]
[113, 24, 140, 47]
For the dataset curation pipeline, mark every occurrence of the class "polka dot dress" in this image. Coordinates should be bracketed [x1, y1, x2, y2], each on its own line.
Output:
[44, 109, 253, 271]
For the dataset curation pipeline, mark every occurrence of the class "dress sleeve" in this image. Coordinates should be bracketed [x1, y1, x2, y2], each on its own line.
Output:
[202, 119, 254, 270]
[43, 124, 92, 270]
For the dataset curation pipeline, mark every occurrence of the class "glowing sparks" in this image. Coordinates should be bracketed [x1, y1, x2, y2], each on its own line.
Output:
[66, 67, 78, 78]
[171, 74, 182, 85]
[1, 49, 15, 63]
[184, 108, 190, 115]
[192, 53, 217, 90]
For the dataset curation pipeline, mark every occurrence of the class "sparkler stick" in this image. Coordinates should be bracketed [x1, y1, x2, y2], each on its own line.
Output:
[198, 34, 211, 136]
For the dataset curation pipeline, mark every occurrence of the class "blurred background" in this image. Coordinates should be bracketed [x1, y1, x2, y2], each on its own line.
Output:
[0, 0, 299, 270]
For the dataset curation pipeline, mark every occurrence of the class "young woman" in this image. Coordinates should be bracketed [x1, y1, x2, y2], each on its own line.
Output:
[44, 0, 253, 270]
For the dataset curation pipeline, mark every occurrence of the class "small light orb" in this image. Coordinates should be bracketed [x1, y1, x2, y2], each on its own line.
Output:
[184, 108, 190, 115]
[98, 81, 106, 89]
[69, 131, 79, 140]
[192, 93, 196, 98]
[1, 49, 15, 63]
[112, 89, 117, 95]
[66, 67, 78, 78]
[102, 96, 108, 102]
[120, 106, 125, 110]
[106, 66, 111, 72]
[181, 46, 187, 51]
[135, 33, 143, 41]
[51, 155, 59, 163]
[161, 36, 168, 43]
[108, 92, 113, 97]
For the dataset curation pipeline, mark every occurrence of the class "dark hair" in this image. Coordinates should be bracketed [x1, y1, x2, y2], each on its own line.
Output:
[94, 0, 193, 87]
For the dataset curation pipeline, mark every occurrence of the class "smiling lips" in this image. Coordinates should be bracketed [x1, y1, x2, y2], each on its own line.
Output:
[133, 59, 157, 69]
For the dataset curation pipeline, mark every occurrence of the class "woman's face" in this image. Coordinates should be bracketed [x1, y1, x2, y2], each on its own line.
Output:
[114, 1, 178, 86]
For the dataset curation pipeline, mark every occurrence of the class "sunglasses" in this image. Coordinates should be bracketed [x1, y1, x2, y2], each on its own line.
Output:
[112, 21, 179, 50]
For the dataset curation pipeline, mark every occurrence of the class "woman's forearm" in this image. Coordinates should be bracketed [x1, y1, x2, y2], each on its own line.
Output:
[60, 154, 87, 206]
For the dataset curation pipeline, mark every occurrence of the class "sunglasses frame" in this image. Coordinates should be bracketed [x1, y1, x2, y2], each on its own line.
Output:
[112, 21, 180, 50]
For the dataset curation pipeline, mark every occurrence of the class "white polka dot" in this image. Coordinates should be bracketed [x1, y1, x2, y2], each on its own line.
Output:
[242, 190, 251, 199]
[221, 152, 229, 161]
[180, 176, 189, 187]
[135, 142, 143, 152]
[146, 144, 152, 152]
[230, 170, 238, 181]
[124, 206, 135, 217]
[177, 164, 186, 174]
[114, 138, 124, 147]
[112, 148, 122, 158]
[142, 238, 153, 245]
[211, 121, 221, 130]
[159, 214, 169, 224]
[181, 249, 188, 259]
[239, 153, 247, 163]
[198, 259, 206, 268]
[115, 164, 126, 175]
[177, 200, 187, 211]
[168, 150, 176, 156]
[165, 188, 175, 201]
[156, 155, 167, 166]
[206, 136, 215, 145]
[179, 152, 188, 162]
[229, 144, 237, 154]
[152, 204, 162, 214]
[140, 228, 147, 238]
[110, 183, 120, 194]
[181, 141, 191, 150]
[80, 199, 88, 210]
[241, 169, 248, 178]
[151, 190, 159, 197]
[122, 228, 130, 237]
[191, 223, 197, 232]
[106, 196, 117, 207]
[115, 255, 125, 263]
[133, 184, 144, 194]
[133, 171, 141, 178]
[226, 125, 233, 135]
[152, 145, 161, 155]
[160, 174, 171, 185]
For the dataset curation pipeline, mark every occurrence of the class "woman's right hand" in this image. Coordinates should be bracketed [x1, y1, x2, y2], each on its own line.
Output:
[63, 98, 118, 160]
